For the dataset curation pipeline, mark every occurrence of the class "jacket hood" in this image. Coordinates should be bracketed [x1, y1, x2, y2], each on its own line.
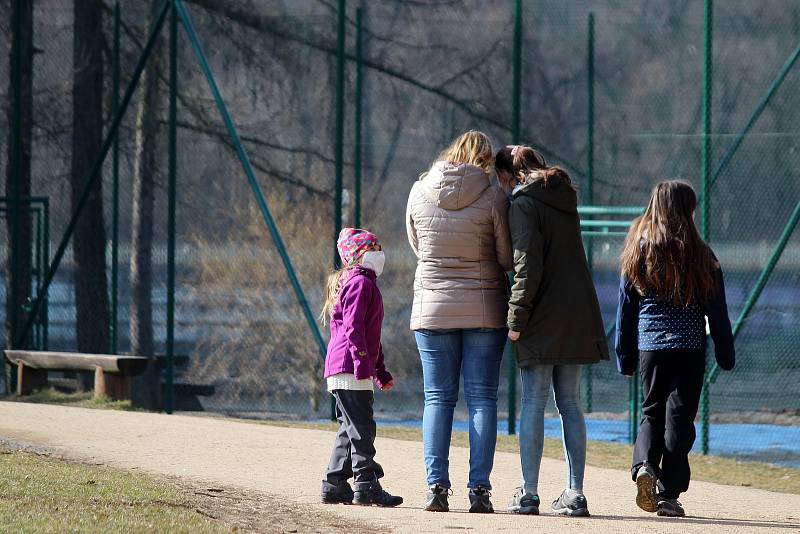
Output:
[513, 174, 577, 214]
[419, 161, 490, 210]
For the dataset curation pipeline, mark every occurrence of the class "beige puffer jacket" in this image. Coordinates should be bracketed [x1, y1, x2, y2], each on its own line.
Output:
[406, 162, 513, 330]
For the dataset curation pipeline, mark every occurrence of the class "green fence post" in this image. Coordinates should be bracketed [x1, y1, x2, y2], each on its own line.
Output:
[628, 373, 635, 444]
[699, 0, 713, 455]
[354, 6, 363, 229]
[512, 0, 522, 144]
[584, 12, 595, 414]
[506, 0, 523, 436]
[334, 0, 345, 252]
[33, 204, 42, 348]
[700, 349, 710, 453]
[41, 198, 49, 350]
[16, 0, 172, 348]
[700, 0, 713, 240]
[165, 0, 178, 414]
[110, 1, 120, 354]
[331, 0, 347, 422]
[586, 12, 595, 248]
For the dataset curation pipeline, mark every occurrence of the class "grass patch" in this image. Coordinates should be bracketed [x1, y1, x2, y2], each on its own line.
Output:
[0, 448, 221, 533]
[5, 388, 135, 411]
[267, 420, 800, 495]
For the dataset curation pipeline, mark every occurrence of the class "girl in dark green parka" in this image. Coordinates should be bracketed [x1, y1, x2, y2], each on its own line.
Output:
[495, 145, 608, 518]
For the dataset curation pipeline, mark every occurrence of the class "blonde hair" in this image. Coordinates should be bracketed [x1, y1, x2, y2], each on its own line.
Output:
[320, 268, 347, 325]
[436, 130, 494, 173]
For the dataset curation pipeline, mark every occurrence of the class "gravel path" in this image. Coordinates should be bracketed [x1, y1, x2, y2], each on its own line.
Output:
[1, 402, 798, 533]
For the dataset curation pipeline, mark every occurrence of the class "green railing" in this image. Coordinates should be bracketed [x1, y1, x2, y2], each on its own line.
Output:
[0, 196, 49, 351]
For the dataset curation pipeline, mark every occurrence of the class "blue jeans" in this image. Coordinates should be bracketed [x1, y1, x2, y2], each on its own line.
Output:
[519, 364, 587, 495]
[415, 328, 506, 490]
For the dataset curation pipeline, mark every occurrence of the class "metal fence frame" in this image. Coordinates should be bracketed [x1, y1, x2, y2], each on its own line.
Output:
[3, 0, 798, 453]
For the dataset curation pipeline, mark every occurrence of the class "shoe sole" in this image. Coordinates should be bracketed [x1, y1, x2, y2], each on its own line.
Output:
[552, 506, 590, 517]
[636, 471, 658, 513]
[320, 496, 353, 505]
[425, 503, 449, 512]
[425, 503, 450, 512]
[657, 510, 685, 517]
[508, 505, 540, 515]
[352, 501, 403, 507]
[657, 508, 685, 517]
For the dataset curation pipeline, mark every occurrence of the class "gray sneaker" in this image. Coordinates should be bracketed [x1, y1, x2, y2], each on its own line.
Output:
[635, 465, 658, 513]
[425, 484, 450, 512]
[507, 487, 540, 515]
[551, 490, 589, 517]
[468, 485, 494, 513]
[657, 498, 685, 517]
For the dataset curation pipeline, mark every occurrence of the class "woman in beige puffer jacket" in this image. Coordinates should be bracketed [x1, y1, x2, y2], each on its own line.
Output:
[406, 130, 513, 513]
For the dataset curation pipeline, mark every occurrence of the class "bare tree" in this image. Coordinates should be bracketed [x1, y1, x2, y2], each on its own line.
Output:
[129, 0, 164, 409]
[71, 0, 110, 381]
[4, 0, 34, 391]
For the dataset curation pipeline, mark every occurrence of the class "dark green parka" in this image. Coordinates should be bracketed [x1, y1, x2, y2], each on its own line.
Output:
[508, 177, 609, 366]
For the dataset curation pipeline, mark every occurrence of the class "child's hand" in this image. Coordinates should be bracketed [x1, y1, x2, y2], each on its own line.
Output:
[379, 380, 394, 391]
[508, 330, 521, 341]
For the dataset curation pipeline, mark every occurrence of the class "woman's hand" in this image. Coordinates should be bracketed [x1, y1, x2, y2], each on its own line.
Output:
[379, 380, 394, 391]
[508, 330, 521, 341]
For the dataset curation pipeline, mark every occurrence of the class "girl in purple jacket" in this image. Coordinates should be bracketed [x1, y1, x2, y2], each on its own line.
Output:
[319, 228, 403, 507]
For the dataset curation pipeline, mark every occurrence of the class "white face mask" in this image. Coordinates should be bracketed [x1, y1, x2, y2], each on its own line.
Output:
[361, 251, 385, 277]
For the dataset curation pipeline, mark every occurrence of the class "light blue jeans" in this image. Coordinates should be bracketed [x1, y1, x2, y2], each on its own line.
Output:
[519, 364, 587, 495]
[415, 328, 507, 489]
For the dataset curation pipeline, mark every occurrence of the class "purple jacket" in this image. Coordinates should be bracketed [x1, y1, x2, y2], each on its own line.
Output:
[324, 267, 392, 388]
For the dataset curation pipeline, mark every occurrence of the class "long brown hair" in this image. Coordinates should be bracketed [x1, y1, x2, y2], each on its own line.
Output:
[494, 145, 575, 191]
[620, 181, 716, 306]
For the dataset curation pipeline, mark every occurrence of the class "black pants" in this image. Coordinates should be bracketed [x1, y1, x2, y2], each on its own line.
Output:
[631, 348, 705, 499]
[322, 389, 384, 491]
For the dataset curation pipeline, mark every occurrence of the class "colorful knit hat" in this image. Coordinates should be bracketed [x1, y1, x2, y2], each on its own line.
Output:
[337, 227, 379, 267]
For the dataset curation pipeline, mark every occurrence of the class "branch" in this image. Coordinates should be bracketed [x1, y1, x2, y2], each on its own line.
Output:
[166, 117, 332, 198]
[183, 0, 582, 173]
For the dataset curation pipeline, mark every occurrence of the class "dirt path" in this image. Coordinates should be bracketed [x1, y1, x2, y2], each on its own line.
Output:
[1, 402, 798, 533]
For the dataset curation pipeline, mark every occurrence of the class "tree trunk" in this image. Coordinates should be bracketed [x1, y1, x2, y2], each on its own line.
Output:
[4, 0, 34, 392]
[71, 0, 110, 386]
[129, 1, 163, 410]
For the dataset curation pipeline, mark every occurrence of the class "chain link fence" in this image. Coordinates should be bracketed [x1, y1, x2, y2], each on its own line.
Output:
[1, 0, 798, 467]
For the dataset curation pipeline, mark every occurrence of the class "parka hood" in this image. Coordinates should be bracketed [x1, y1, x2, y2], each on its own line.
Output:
[513, 173, 577, 214]
[419, 161, 490, 210]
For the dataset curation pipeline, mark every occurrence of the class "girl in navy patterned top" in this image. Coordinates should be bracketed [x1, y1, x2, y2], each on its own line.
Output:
[615, 181, 734, 518]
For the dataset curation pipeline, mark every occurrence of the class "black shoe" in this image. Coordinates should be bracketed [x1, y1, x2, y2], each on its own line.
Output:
[320, 481, 353, 504]
[352, 480, 403, 507]
[425, 484, 450, 512]
[468, 485, 494, 514]
[551, 490, 590, 517]
[635, 465, 658, 513]
[507, 487, 540, 515]
[656, 498, 685, 517]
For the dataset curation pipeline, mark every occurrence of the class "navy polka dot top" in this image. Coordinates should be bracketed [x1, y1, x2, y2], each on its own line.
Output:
[637, 294, 705, 351]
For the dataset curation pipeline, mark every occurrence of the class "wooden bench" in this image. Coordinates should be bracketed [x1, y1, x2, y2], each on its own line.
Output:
[4, 350, 149, 401]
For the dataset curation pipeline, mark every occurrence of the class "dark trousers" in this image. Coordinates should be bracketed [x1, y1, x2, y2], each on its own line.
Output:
[632, 348, 705, 498]
[323, 389, 384, 491]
